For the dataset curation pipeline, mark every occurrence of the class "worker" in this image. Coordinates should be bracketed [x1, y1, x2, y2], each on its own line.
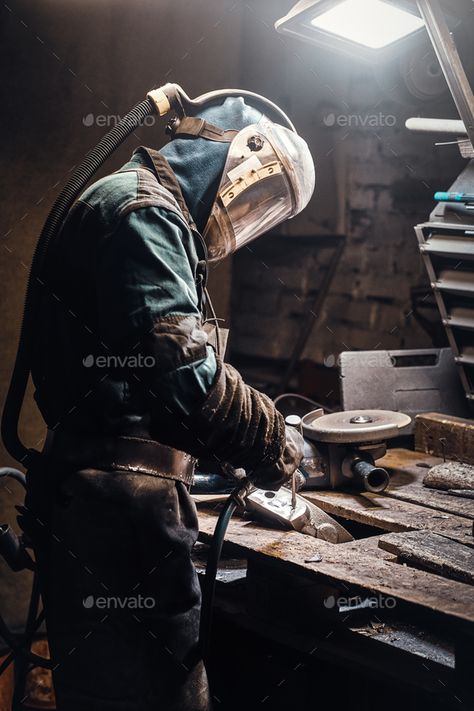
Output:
[24, 89, 315, 710]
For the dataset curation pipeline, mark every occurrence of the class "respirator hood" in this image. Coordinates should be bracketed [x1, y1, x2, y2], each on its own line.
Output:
[160, 97, 263, 234]
[152, 84, 315, 261]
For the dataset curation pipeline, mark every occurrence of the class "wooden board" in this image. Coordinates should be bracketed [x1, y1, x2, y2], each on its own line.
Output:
[378, 531, 474, 585]
[301, 488, 474, 548]
[196, 505, 474, 632]
[380, 449, 474, 520]
[340, 534, 397, 561]
[415, 412, 474, 465]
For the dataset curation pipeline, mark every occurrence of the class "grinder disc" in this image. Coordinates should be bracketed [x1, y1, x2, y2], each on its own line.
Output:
[302, 409, 411, 444]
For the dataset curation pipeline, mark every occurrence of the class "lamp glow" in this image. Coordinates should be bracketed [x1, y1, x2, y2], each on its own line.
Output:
[310, 0, 425, 49]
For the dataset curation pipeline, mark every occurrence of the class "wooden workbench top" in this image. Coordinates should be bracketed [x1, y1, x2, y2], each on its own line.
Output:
[194, 449, 474, 635]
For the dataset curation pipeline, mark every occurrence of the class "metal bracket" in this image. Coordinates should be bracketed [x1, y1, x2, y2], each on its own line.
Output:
[416, 0, 474, 151]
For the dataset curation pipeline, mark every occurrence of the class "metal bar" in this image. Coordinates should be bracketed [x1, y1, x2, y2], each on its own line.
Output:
[416, 0, 474, 150]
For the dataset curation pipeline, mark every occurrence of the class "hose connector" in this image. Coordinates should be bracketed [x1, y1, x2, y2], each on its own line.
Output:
[147, 86, 173, 116]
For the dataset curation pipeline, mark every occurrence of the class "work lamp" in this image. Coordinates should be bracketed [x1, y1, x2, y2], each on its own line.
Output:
[275, 0, 426, 60]
[276, 0, 474, 150]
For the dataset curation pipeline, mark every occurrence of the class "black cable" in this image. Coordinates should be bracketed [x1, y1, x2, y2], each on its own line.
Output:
[191, 473, 234, 495]
[199, 495, 238, 659]
[204, 286, 222, 357]
[1, 98, 156, 465]
[199, 480, 250, 659]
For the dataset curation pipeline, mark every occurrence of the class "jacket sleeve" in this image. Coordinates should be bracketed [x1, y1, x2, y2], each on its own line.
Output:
[97, 206, 295, 480]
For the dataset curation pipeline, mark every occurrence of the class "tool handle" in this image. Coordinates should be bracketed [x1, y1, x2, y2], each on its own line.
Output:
[434, 191, 474, 203]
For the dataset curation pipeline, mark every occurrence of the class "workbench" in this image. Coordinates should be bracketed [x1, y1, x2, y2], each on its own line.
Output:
[194, 449, 474, 709]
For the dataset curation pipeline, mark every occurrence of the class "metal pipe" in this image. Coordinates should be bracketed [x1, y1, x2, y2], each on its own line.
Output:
[416, 0, 474, 150]
[405, 117, 467, 135]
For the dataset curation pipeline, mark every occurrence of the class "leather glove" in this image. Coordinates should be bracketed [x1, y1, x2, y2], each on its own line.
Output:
[249, 425, 305, 491]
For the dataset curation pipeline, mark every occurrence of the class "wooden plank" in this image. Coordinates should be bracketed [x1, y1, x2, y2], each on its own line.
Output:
[415, 412, 474, 465]
[301, 488, 474, 548]
[193, 456, 474, 543]
[342, 534, 397, 561]
[380, 449, 474, 520]
[378, 531, 474, 585]
[210, 588, 455, 696]
[196, 506, 474, 631]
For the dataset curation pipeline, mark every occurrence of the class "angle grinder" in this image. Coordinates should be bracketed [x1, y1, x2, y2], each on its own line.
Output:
[300, 408, 411, 492]
[199, 408, 410, 656]
[192, 408, 411, 495]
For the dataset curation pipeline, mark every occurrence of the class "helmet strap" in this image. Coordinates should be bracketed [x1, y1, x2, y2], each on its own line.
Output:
[166, 116, 238, 143]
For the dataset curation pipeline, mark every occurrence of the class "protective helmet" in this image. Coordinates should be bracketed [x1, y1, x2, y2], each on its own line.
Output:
[149, 84, 316, 262]
[202, 115, 315, 261]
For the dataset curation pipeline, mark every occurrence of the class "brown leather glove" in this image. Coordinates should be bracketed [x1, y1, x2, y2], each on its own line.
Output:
[151, 358, 298, 488]
[249, 425, 305, 491]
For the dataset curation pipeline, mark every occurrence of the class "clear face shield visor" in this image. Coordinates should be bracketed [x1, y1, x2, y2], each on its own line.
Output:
[202, 117, 315, 262]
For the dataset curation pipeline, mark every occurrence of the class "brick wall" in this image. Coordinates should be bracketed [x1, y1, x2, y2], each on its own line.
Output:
[230, 2, 470, 373]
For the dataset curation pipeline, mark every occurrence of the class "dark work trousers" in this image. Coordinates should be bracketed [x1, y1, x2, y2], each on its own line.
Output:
[25, 463, 211, 711]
